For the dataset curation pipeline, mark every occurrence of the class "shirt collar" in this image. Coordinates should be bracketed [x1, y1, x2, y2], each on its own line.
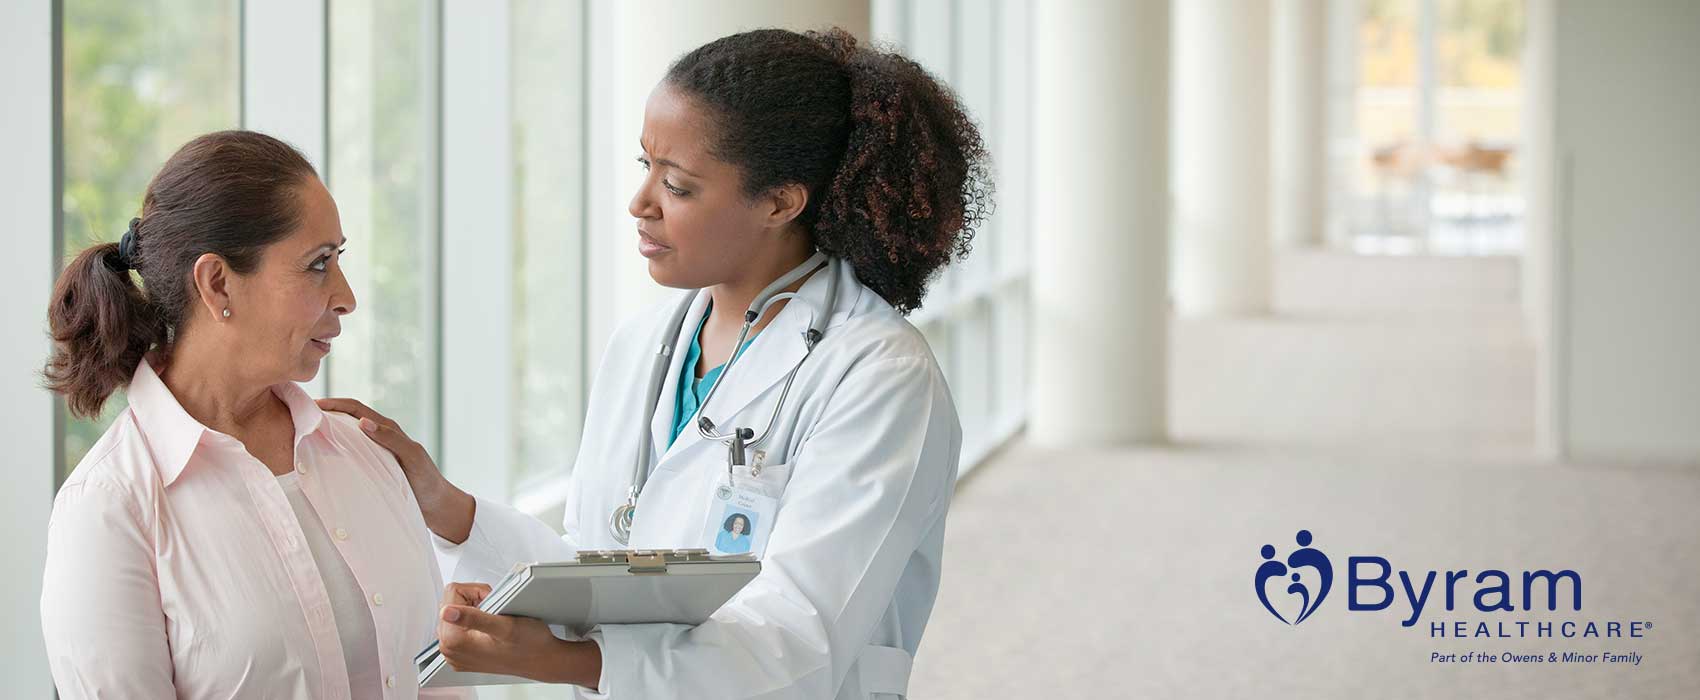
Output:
[127, 358, 328, 486]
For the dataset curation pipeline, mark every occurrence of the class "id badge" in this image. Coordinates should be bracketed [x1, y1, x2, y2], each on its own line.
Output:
[700, 476, 779, 557]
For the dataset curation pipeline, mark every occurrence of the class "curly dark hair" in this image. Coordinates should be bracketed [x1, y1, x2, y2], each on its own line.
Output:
[665, 27, 992, 314]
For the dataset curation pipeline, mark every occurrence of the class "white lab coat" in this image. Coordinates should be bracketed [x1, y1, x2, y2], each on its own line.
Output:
[435, 260, 962, 699]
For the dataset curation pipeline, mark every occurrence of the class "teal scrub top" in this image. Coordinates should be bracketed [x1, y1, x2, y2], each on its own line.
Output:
[669, 303, 757, 447]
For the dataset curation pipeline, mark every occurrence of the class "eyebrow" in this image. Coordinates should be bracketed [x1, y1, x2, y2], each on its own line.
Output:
[655, 157, 701, 178]
[302, 238, 348, 258]
[639, 142, 702, 178]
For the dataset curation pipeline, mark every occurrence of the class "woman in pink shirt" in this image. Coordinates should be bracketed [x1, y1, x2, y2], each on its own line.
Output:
[39, 131, 460, 699]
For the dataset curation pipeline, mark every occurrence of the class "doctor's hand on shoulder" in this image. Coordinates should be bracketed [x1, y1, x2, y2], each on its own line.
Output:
[317, 397, 477, 543]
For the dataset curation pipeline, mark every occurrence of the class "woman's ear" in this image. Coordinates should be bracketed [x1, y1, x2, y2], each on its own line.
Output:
[762, 183, 810, 230]
[190, 252, 233, 322]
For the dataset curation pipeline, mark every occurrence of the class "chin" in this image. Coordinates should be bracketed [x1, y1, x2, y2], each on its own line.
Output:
[290, 359, 324, 384]
[647, 259, 691, 289]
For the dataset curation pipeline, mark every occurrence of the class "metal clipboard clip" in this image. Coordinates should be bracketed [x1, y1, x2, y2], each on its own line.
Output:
[575, 548, 732, 573]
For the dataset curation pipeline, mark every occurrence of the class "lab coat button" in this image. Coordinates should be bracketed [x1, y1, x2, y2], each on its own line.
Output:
[335, 528, 349, 541]
[372, 593, 384, 606]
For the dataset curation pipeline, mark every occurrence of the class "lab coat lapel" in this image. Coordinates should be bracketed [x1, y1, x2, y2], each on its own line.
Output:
[655, 318, 805, 471]
[692, 271, 845, 441]
[648, 291, 710, 471]
[652, 265, 846, 472]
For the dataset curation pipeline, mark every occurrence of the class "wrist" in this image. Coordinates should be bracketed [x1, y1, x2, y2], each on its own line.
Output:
[533, 639, 601, 688]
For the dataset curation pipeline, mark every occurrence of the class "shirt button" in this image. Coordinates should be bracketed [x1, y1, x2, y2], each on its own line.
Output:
[386, 675, 396, 688]
[335, 528, 349, 541]
[372, 593, 384, 606]
[296, 461, 308, 474]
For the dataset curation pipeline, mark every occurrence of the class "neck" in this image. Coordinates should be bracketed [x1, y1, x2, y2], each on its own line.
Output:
[159, 330, 279, 434]
[706, 236, 815, 336]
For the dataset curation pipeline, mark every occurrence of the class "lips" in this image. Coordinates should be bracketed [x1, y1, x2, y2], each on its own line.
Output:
[638, 229, 672, 259]
[309, 331, 339, 353]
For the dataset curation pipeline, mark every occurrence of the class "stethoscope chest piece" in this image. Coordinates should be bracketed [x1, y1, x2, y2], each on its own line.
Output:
[610, 501, 636, 545]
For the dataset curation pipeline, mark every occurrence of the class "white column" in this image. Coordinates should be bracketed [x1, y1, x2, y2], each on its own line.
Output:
[583, 0, 870, 375]
[1522, 0, 1559, 458]
[1172, 0, 1272, 315]
[1031, 0, 1169, 445]
[244, 0, 328, 396]
[1271, 0, 1327, 248]
[441, 0, 515, 503]
[1324, 0, 1360, 248]
[0, 3, 57, 696]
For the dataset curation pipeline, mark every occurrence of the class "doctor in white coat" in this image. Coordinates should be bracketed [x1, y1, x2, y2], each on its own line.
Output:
[322, 27, 991, 699]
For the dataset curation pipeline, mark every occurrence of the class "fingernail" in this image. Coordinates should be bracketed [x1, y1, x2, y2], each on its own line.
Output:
[360, 418, 377, 433]
[442, 606, 460, 623]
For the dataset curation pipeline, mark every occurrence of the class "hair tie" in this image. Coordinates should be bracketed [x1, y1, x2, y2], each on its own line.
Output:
[114, 218, 141, 271]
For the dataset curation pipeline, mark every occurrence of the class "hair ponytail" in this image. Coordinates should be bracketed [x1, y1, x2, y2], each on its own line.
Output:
[45, 240, 167, 418]
[665, 27, 993, 314]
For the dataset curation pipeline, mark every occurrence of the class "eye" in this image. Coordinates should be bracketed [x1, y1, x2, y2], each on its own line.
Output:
[309, 248, 346, 273]
[662, 179, 689, 196]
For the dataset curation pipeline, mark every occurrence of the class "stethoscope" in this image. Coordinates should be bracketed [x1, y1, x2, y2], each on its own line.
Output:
[609, 251, 840, 544]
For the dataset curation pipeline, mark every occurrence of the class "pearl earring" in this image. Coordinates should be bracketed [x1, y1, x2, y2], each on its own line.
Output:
[222, 308, 231, 319]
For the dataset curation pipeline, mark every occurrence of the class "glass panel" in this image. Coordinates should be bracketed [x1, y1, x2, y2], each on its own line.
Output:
[994, 281, 1029, 430]
[512, 0, 588, 484]
[59, 0, 240, 480]
[1354, 0, 1423, 245]
[995, 0, 1033, 281]
[1430, 0, 1523, 254]
[954, 0, 997, 291]
[1349, 0, 1523, 254]
[328, 0, 439, 451]
[954, 299, 994, 455]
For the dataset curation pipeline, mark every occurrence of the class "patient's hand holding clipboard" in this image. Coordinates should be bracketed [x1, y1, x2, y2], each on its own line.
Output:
[417, 548, 760, 687]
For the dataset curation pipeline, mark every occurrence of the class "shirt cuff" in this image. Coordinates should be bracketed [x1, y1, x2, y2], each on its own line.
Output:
[435, 496, 526, 585]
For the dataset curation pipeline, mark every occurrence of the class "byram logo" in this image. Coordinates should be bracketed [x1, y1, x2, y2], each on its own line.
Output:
[1253, 530, 1601, 631]
[1256, 529, 1333, 625]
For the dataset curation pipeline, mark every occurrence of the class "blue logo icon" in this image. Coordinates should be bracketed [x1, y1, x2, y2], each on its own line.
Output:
[1256, 529, 1334, 625]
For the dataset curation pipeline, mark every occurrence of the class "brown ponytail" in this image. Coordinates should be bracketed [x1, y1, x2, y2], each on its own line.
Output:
[45, 240, 168, 417]
[44, 130, 317, 417]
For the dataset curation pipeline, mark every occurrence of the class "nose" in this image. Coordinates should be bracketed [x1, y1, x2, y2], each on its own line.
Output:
[330, 262, 357, 316]
[629, 178, 659, 220]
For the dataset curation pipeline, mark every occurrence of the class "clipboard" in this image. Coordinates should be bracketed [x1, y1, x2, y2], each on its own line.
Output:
[417, 548, 760, 687]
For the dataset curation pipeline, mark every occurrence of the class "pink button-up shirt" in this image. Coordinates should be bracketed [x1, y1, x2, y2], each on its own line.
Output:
[41, 360, 463, 699]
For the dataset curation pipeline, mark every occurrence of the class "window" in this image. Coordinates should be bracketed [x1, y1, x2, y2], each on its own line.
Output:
[327, 0, 442, 454]
[511, 0, 590, 489]
[875, 0, 1032, 473]
[58, 0, 240, 481]
[1345, 0, 1524, 254]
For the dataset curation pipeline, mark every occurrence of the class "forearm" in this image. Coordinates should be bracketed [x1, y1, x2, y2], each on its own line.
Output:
[416, 478, 476, 544]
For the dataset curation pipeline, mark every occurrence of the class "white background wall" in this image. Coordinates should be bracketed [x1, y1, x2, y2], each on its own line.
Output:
[1546, 0, 1700, 462]
[0, 3, 57, 697]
